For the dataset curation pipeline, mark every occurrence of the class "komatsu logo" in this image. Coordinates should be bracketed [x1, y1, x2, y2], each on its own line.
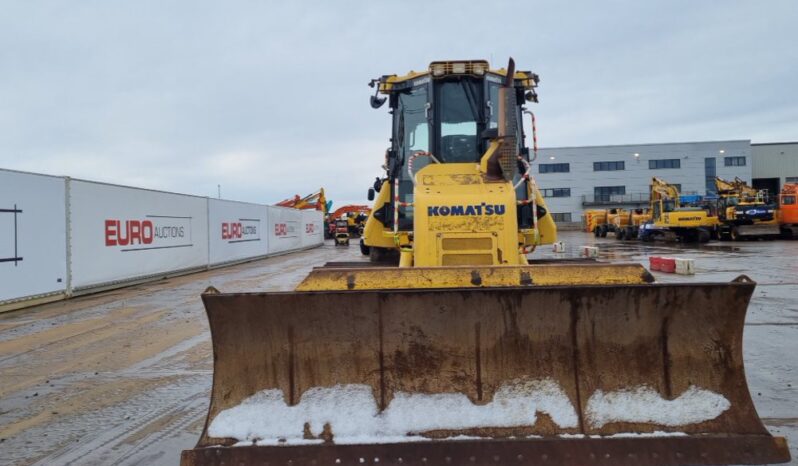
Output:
[427, 203, 506, 216]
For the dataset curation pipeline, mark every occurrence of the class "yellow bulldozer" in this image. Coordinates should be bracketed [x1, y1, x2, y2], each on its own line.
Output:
[180, 59, 789, 466]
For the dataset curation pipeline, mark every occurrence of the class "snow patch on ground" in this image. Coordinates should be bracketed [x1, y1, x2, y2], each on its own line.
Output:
[585, 385, 730, 428]
[208, 379, 578, 444]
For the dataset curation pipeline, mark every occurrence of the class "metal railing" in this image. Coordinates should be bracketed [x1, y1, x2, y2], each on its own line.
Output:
[581, 193, 650, 206]
[581, 191, 700, 206]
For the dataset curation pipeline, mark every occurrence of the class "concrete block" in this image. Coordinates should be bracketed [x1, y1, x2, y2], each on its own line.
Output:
[581, 246, 599, 258]
[675, 258, 695, 275]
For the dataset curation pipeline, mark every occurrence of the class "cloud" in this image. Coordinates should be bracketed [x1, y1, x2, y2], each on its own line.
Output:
[1, 0, 796, 206]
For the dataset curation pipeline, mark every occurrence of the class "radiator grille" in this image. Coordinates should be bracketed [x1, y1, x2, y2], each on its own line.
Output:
[441, 237, 492, 251]
[442, 254, 494, 266]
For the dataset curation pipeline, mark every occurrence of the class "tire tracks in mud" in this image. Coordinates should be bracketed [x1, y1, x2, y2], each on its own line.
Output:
[1, 243, 361, 465]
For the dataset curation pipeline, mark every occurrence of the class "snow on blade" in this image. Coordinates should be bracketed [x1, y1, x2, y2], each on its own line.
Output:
[585, 385, 731, 428]
[208, 379, 578, 444]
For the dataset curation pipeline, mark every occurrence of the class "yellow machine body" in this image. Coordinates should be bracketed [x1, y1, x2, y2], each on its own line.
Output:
[653, 205, 719, 228]
[181, 60, 790, 466]
[407, 163, 555, 267]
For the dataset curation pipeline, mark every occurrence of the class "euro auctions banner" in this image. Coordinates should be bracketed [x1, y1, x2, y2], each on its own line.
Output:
[0, 169, 67, 303]
[301, 209, 324, 248]
[266, 206, 302, 254]
[208, 199, 269, 265]
[69, 180, 209, 289]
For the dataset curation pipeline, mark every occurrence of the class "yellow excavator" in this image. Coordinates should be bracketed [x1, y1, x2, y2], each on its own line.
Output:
[181, 60, 789, 466]
[715, 176, 780, 240]
[639, 177, 718, 242]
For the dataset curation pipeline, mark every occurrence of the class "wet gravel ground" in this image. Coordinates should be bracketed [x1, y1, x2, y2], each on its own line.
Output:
[0, 232, 796, 465]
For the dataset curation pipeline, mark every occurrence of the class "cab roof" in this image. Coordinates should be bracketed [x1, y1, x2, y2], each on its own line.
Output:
[374, 60, 539, 94]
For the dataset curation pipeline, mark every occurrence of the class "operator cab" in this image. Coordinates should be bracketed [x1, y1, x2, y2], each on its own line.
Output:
[370, 60, 539, 231]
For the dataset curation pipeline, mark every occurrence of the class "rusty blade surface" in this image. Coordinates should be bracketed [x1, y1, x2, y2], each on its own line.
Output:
[187, 278, 789, 465]
[181, 436, 790, 466]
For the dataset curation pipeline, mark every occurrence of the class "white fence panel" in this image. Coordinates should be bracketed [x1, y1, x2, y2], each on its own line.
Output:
[266, 206, 302, 254]
[0, 170, 67, 303]
[208, 199, 269, 265]
[69, 180, 209, 289]
[300, 209, 324, 248]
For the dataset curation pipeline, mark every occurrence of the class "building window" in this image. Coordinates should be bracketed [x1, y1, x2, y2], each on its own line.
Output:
[541, 188, 571, 198]
[649, 158, 681, 169]
[593, 161, 625, 171]
[785, 176, 798, 183]
[538, 163, 570, 173]
[705, 157, 716, 194]
[594, 186, 626, 201]
[724, 156, 746, 167]
[551, 213, 572, 222]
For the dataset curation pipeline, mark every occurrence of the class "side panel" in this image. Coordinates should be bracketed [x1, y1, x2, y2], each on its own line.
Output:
[266, 206, 302, 254]
[0, 170, 67, 303]
[208, 199, 269, 265]
[69, 181, 209, 289]
[300, 209, 324, 248]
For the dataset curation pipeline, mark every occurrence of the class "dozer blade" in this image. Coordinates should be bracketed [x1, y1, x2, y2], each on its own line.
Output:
[182, 276, 790, 466]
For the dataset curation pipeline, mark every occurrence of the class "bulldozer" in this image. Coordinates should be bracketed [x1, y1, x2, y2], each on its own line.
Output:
[639, 177, 718, 242]
[714, 176, 780, 240]
[180, 59, 789, 466]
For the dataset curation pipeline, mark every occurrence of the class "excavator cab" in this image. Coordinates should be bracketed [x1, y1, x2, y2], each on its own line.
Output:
[181, 60, 789, 466]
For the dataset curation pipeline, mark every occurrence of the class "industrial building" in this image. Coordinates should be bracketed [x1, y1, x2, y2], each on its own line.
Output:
[752, 142, 798, 195]
[535, 139, 798, 224]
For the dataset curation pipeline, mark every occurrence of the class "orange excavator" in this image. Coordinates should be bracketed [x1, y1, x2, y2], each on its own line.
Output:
[326, 204, 371, 239]
[779, 183, 798, 237]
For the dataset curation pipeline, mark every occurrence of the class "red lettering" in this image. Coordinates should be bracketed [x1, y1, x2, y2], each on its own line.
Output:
[106, 219, 155, 247]
[142, 220, 153, 244]
[222, 222, 244, 240]
[105, 219, 118, 246]
[129, 220, 142, 244]
[117, 220, 130, 246]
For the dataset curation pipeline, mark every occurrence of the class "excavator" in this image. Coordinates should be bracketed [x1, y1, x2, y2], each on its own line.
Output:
[639, 177, 718, 242]
[327, 204, 371, 239]
[715, 176, 780, 240]
[180, 60, 789, 466]
[275, 188, 331, 214]
[779, 183, 798, 237]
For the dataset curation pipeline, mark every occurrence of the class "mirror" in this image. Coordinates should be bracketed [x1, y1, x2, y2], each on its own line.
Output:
[367, 188, 375, 201]
[370, 95, 386, 109]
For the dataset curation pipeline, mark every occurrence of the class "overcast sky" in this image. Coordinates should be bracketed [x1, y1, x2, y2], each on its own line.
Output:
[1, 1, 796, 207]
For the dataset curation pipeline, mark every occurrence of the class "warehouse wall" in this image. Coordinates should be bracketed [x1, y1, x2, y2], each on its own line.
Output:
[751, 142, 798, 194]
[535, 140, 752, 220]
[0, 168, 324, 311]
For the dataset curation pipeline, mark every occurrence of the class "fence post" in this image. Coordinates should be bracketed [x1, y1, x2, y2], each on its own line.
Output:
[64, 176, 73, 297]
